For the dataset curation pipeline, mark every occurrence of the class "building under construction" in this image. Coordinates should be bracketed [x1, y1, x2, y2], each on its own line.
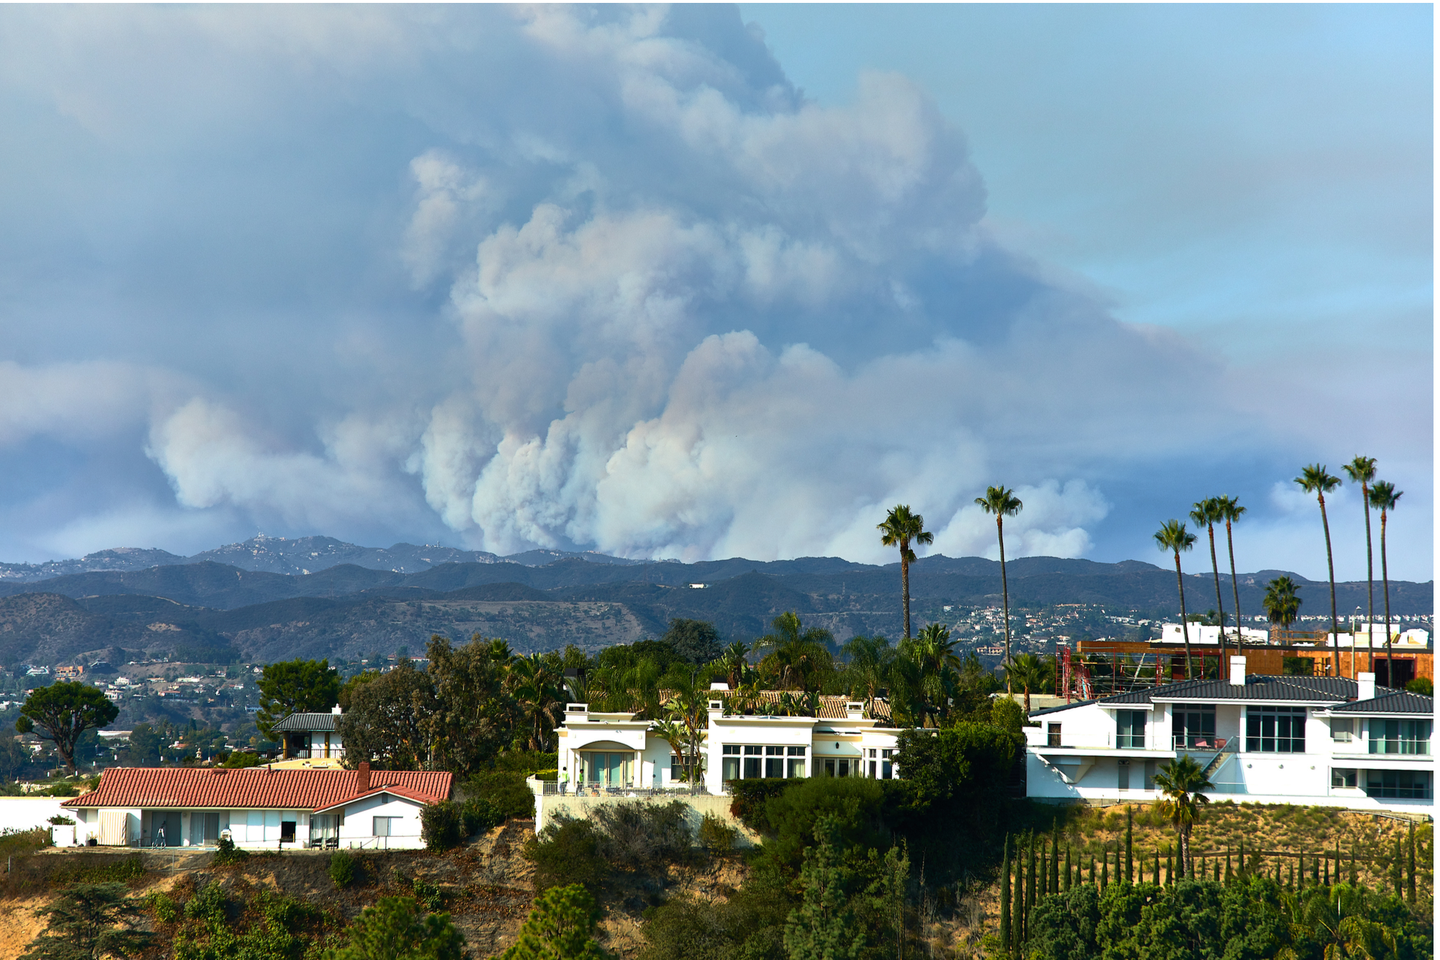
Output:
[1059, 627, 1432, 701]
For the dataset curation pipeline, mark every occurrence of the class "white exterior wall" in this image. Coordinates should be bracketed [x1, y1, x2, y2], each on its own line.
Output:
[336, 794, 426, 849]
[0, 797, 73, 836]
[705, 712, 819, 795]
[1026, 694, 1435, 815]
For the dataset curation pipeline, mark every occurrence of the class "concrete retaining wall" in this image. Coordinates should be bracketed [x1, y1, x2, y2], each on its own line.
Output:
[533, 789, 759, 846]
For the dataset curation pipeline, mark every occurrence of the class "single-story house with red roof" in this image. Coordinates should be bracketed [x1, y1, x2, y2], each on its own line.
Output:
[62, 763, 451, 850]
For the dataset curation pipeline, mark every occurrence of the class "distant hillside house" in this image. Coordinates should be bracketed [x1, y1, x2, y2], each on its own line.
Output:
[63, 763, 450, 850]
[1026, 657, 1434, 815]
[272, 707, 345, 768]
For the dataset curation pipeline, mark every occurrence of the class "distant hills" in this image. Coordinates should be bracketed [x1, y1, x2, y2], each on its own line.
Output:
[0, 536, 1428, 667]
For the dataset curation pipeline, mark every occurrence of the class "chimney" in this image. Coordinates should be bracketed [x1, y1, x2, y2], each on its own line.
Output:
[1357, 672, 1375, 702]
[331, 704, 342, 715]
[1229, 656, 1246, 686]
[356, 761, 371, 794]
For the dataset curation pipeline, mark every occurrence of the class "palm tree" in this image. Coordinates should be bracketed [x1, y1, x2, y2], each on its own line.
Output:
[902, 622, 964, 724]
[755, 612, 835, 694]
[878, 504, 934, 641]
[509, 654, 564, 752]
[1152, 755, 1212, 878]
[1155, 520, 1198, 680]
[662, 669, 709, 784]
[1190, 498, 1229, 674]
[717, 640, 750, 691]
[1005, 652, 1049, 715]
[840, 635, 894, 702]
[1262, 576, 1302, 633]
[976, 486, 1024, 688]
[1213, 496, 1246, 656]
[1342, 456, 1378, 666]
[1277, 884, 1398, 960]
[1295, 464, 1342, 676]
[1368, 481, 1402, 688]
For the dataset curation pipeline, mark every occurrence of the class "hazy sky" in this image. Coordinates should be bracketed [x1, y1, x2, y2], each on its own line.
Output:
[0, 4, 1430, 581]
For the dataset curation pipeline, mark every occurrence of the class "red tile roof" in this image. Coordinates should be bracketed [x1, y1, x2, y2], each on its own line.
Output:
[63, 767, 453, 811]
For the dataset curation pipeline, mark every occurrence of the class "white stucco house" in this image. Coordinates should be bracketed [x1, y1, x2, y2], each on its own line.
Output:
[62, 762, 452, 849]
[272, 707, 345, 767]
[1025, 656, 1433, 816]
[555, 689, 903, 798]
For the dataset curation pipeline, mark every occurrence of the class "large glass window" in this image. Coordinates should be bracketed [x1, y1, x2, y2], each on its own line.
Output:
[1330, 718, 1354, 743]
[722, 745, 740, 782]
[580, 751, 632, 786]
[743, 745, 762, 779]
[1331, 768, 1357, 788]
[765, 746, 785, 778]
[1364, 769, 1431, 799]
[1368, 719, 1431, 755]
[1246, 707, 1306, 753]
[787, 746, 807, 778]
[1047, 723, 1062, 747]
[1116, 711, 1146, 749]
[1173, 706, 1217, 749]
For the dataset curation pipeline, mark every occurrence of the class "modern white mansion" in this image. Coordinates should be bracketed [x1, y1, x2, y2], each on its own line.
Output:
[1026, 657, 1434, 815]
[556, 689, 903, 796]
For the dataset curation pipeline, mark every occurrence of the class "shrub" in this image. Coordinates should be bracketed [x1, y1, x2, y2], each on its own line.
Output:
[212, 835, 248, 866]
[323, 896, 463, 960]
[411, 877, 443, 911]
[728, 779, 790, 830]
[421, 802, 464, 852]
[991, 697, 1026, 734]
[698, 813, 737, 854]
[525, 816, 609, 894]
[1405, 678, 1432, 696]
[47, 814, 76, 825]
[465, 770, 536, 821]
[591, 800, 694, 870]
[149, 890, 182, 924]
[460, 797, 504, 836]
[330, 851, 357, 889]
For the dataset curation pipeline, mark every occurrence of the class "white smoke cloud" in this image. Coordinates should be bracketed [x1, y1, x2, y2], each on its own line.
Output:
[0, 5, 1425, 578]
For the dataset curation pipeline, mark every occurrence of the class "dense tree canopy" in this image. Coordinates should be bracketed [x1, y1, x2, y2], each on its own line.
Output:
[255, 658, 341, 740]
[15, 681, 119, 773]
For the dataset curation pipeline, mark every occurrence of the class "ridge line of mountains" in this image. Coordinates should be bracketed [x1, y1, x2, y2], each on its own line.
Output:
[0, 535, 1428, 669]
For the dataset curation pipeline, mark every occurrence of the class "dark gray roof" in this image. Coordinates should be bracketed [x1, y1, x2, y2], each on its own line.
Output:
[272, 712, 341, 733]
[1328, 690, 1434, 715]
[1095, 675, 1358, 707]
[1029, 700, 1095, 718]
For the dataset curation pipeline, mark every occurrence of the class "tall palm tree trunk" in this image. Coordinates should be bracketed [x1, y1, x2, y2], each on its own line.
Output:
[1381, 509, 1392, 688]
[1319, 494, 1340, 677]
[1361, 481, 1374, 675]
[1225, 519, 1242, 657]
[1206, 524, 1226, 678]
[901, 554, 912, 641]
[1173, 551, 1193, 680]
[999, 517, 1012, 692]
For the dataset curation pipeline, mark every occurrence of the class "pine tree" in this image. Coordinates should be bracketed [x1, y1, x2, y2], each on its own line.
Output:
[19, 883, 153, 960]
[783, 818, 860, 960]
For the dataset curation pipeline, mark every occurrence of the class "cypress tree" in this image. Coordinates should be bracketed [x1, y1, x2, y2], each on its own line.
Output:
[1274, 862, 1281, 885]
[1166, 847, 1173, 886]
[1288, 862, 1295, 891]
[1297, 852, 1304, 887]
[1407, 822, 1416, 907]
[1323, 856, 1330, 887]
[1152, 849, 1159, 886]
[1391, 837, 1403, 899]
[1213, 857, 1220, 882]
[1348, 849, 1357, 886]
[1027, 832, 1037, 915]
[1064, 845, 1072, 892]
[1090, 857, 1097, 888]
[1000, 836, 1012, 956]
[1012, 844, 1025, 954]
[1125, 806, 1134, 883]
[1238, 837, 1245, 875]
[1334, 839, 1342, 885]
[1311, 853, 1319, 885]
[1101, 851, 1108, 891]
[1225, 848, 1232, 882]
[1050, 827, 1060, 894]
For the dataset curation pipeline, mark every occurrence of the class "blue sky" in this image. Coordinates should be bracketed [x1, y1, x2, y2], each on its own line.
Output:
[0, 5, 1430, 581]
